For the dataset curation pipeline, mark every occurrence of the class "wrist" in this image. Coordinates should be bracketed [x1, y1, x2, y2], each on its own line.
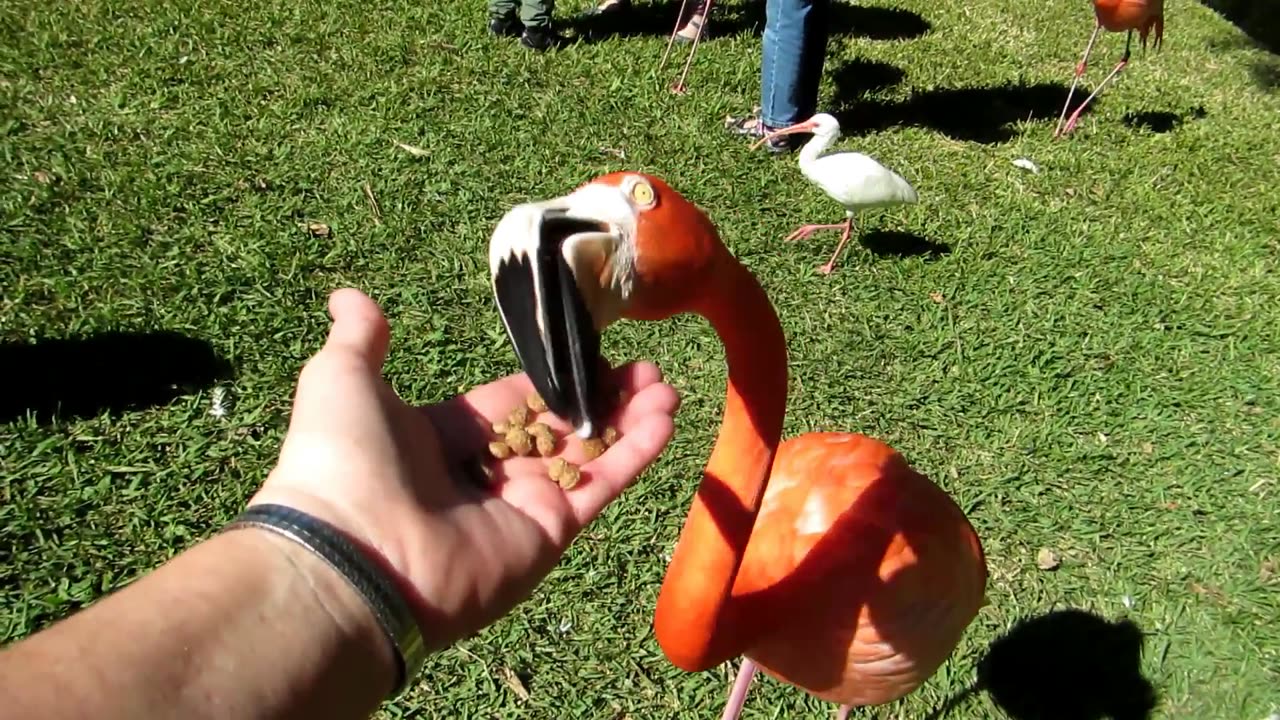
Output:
[224, 528, 400, 699]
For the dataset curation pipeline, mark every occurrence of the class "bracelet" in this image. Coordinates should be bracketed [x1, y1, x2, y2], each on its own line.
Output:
[222, 503, 427, 698]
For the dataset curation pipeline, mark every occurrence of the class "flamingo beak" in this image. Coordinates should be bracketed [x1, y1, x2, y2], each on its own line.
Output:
[749, 119, 817, 150]
[488, 185, 637, 438]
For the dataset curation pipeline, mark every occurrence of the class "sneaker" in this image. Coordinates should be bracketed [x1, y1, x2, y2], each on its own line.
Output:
[520, 26, 569, 51]
[724, 111, 800, 154]
[489, 16, 522, 37]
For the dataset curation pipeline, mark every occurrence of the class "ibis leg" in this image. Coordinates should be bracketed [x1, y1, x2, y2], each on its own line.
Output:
[1054, 23, 1103, 139]
[658, 0, 691, 73]
[1061, 30, 1133, 135]
[818, 216, 856, 275]
[671, 0, 713, 93]
[719, 658, 758, 720]
[784, 222, 846, 242]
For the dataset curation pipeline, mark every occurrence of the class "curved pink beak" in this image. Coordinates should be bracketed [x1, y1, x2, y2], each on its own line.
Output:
[749, 119, 818, 150]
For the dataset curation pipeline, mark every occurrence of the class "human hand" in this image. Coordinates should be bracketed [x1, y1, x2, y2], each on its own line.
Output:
[250, 288, 679, 651]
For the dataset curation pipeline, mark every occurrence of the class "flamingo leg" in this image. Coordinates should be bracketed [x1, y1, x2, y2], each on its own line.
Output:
[719, 658, 758, 720]
[836, 704, 853, 720]
[817, 216, 856, 275]
[657, 0, 691, 74]
[1054, 22, 1103, 138]
[671, 0, 713, 94]
[1061, 30, 1133, 136]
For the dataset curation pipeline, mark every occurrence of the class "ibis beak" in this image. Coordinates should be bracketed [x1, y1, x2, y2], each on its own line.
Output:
[488, 184, 637, 438]
[750, 119, 817, 150]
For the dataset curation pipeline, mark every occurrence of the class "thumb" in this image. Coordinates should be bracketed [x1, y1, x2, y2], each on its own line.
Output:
[322, 288, 392, 370]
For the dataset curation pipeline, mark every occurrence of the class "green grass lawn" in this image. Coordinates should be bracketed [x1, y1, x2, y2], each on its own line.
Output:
[3, 0, 1279, 716]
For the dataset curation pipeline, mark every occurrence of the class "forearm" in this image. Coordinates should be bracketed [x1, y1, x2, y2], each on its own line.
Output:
[0, 528, 395, 720]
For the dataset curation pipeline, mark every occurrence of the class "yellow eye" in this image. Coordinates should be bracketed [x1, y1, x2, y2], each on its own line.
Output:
[630, 179, 655, 207]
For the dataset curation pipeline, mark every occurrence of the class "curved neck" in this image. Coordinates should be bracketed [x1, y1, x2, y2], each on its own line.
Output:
[652, 255, 789, 672]
[798, 131, 835, 167]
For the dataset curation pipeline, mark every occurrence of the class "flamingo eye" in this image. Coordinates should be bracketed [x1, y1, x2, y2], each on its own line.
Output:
[630, 178, 656, 208]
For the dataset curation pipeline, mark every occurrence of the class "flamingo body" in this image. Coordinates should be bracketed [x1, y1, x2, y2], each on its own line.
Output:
[734, 433, 987, 706]
[1094, 0, 1164, 45]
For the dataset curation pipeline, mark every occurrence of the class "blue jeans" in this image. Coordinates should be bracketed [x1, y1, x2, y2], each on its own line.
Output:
[759, 0, 830, 129]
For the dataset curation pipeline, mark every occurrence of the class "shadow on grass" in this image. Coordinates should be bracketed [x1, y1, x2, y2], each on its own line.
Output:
[568, 1, 930, 43]
[0, 330, 233, 424]
[1123, 106, 1208, 134]
[860, 230, 950, 260]
[830, 73, 1082, 143]
[1199, 0, 1279, 92]
[924, 609, 1159, 720]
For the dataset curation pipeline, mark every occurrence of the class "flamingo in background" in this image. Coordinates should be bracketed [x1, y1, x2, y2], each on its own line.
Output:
[488, 171, 988, 719]
[753, 113, 919, 275]
[1054, 0, 1166, 137]
[658, 0, 714, 94]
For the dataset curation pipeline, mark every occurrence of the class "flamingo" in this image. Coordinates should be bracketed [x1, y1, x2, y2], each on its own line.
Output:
[488, 171, 988, 719]
[1054, 0, 1165, 138]
[752, 113, 919, 275]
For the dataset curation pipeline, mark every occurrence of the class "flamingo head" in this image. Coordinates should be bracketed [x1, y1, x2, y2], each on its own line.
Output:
[488, 171, 724, 437]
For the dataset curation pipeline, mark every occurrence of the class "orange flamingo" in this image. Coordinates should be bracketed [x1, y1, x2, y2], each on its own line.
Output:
[1055, 0, 1165, 137]
[488, 172, 989, 719]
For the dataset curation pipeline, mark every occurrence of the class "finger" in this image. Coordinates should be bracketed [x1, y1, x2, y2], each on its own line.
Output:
[566, 413, 677, 526]
[322, 288, 391, 370]
[425, 361, 667, 457]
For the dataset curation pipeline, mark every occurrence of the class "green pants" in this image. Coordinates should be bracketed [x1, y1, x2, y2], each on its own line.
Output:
[489, 0, 553, 29]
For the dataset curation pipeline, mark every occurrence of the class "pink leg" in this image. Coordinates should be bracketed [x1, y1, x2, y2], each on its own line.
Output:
[1054, 23, 1103, 139]
[658, 0, 691, 73]
[719, 658, 758, 720]
[672, 0, 713, 93]
[836, 704, 853, 720]
[1061, 30, 1133, 136]
[785, 222, 846, 243]
[817, 216, 856, 275]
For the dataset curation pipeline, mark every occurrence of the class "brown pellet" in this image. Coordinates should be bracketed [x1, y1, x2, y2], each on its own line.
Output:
[527, 422, 556, 457]
[602, 426, 619, 447]
[526, 392, 548, 413]
[549, 458, 581, 490]
[581, 438, 607, 461]
[492, 421, 511, 435]
[488, 441, 513, 460]
[504, 427, 534, 456]
[507, 405, 531, 428]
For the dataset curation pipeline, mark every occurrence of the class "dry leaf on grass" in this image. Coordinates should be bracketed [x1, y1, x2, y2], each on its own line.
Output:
[1036, 548, 1060, 571]
[497, 667, 530, 701]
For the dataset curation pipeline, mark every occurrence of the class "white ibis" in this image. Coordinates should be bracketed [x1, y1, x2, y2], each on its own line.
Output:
[753, 113, 918, 275]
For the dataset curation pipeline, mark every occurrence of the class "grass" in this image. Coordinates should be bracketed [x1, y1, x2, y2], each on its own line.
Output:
[2, 0, 1279, 716]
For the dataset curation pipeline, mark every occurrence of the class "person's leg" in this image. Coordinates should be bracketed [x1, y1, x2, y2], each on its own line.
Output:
[488, 0, 521, 36]
[760, 0, 830, 128]
[519, 0, 567, 50]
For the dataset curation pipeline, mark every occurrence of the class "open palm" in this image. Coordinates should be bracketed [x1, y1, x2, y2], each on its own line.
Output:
[252, 289, 679, 651]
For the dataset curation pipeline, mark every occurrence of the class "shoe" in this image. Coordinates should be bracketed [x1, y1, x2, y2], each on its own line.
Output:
[675, 0, 710, 42]
[591, 0, 630, 14]
[489, 16, 522, 37]
[724, 111, 800, 154]
[520, 26, 569, 51]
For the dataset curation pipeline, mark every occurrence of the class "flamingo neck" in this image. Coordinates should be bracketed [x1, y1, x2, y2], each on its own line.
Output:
[652, 255, 789, 672]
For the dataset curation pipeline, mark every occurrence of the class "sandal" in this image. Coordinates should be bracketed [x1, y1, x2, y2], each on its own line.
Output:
[675, 0, 710, 42]
[724, 110, 798, 154]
